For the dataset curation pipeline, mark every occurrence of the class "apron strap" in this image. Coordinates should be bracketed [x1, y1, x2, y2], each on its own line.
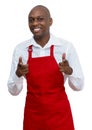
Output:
[28, 45, 32, 58]
[50, 45, 54, 56]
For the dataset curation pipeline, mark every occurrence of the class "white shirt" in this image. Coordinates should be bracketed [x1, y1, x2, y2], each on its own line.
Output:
[7, 34, 84, 95]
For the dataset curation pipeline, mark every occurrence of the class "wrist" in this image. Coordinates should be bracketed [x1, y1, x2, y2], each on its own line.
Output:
[69, 67, 73, 75]
[16, 70, 22, 77]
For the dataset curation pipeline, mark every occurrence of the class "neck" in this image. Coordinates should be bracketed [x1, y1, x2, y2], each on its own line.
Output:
[34, 34, 50, 47]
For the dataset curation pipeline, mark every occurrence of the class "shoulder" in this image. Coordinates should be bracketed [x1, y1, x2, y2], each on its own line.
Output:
[51, 34, 74, 50]
[12, 38, 32, 58]
[51, 34, 73, 47]
[14, 39, 32, 51]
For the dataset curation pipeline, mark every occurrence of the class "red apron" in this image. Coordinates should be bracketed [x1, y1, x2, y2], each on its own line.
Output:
[23, 45, 75, 130]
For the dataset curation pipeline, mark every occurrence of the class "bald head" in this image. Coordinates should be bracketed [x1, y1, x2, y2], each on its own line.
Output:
[28, 5, 53, 46]
[29, 5, 51, 18]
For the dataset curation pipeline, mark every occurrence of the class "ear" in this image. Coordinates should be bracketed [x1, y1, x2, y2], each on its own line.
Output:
[49, 18, 53, 26]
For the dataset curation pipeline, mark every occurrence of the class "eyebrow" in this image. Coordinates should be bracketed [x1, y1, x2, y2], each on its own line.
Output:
[29, 15, 45, 18]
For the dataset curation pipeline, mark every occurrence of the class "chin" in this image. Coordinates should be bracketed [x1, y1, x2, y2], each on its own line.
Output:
[34, 34, 43, 39]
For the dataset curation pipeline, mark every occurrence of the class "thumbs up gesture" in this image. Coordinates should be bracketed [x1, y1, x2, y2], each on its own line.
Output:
[16, 57, 28, 77]
[59, 53, 73, 75]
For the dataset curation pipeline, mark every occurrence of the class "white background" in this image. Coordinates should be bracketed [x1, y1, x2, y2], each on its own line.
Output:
[0, 0, 92, 130]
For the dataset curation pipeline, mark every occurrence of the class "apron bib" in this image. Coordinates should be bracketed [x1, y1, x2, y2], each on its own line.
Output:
[23, 45, 75, 130]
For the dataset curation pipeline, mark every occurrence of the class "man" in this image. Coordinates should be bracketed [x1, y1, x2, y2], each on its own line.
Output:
[7, 5, 84, 130]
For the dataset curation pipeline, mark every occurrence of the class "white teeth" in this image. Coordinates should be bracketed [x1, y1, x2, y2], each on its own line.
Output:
[34, 28, 40, 32]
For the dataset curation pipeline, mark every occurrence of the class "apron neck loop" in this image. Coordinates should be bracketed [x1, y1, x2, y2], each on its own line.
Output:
[28, 45, 54, 57]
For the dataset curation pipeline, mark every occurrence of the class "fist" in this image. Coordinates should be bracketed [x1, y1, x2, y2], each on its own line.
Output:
[59, 53, 73, 75]
[16, 57, 28, 77]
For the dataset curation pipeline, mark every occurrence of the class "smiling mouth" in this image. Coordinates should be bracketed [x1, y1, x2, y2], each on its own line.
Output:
[33, 28, 41, 33]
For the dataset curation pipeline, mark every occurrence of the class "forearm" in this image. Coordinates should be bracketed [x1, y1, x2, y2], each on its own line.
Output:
[68, 76, 84, 91]
[7, 74, 23, 96]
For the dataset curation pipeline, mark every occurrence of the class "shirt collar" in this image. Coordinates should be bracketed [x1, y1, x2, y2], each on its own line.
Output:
[25, 33, 62, 49]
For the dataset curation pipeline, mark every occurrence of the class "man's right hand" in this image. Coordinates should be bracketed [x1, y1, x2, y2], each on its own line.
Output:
[16, 57, 28, 77]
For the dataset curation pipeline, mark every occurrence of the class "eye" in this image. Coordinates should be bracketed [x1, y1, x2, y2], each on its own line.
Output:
[28, 17, 45, 23]
[29, 18, 35, 23]
[37, 17, 45, 22]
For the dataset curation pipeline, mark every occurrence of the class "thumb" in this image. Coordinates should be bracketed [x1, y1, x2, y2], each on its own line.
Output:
[18, 57, 23, 65]
[62, 53, 66, 62]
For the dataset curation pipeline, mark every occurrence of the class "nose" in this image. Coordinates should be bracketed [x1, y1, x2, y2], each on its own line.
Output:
[32, 19, 39, 26]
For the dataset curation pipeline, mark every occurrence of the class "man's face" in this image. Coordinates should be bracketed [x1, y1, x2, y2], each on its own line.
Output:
[28, 7, 52, 39]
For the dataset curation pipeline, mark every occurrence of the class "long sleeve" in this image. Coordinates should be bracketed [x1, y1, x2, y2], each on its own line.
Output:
[7, 35, 84, 95]
[66, 43, 84, 91]
[7, 47, 24, 96]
